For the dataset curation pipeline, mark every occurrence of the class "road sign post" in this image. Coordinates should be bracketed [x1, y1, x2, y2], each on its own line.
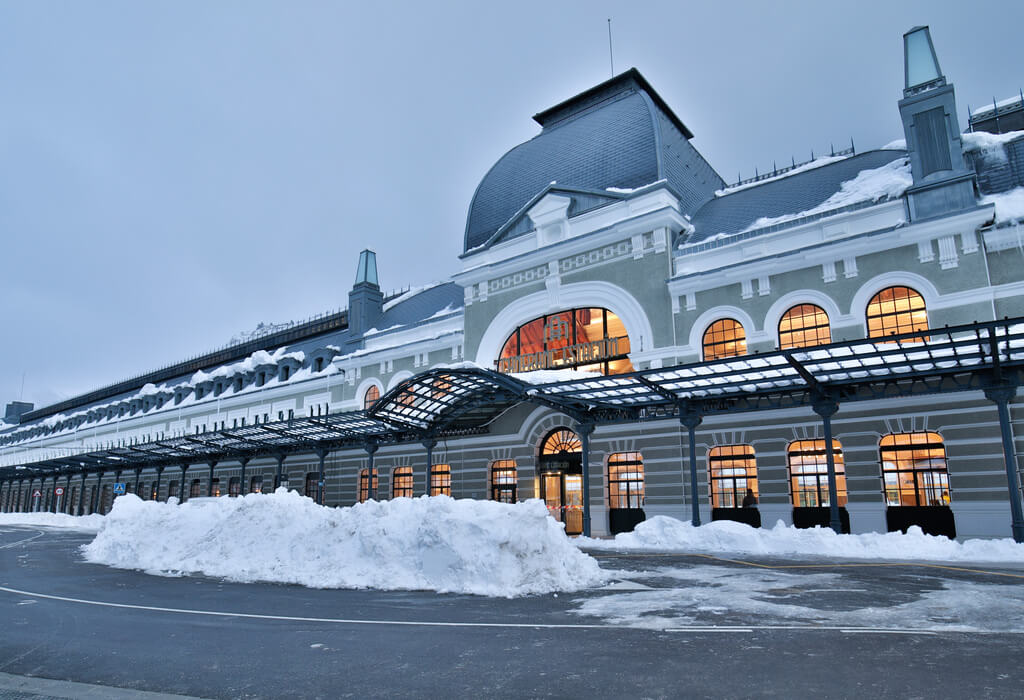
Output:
[113, 482, 127, 497]
[54, 487, 64, 513]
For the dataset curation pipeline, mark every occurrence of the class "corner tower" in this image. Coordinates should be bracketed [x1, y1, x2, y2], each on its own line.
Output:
[347, 249, 383, 340]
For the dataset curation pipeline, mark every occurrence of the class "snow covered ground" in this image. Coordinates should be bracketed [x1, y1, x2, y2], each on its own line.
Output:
[578, 516, 1024, 564]
[0, 511, 104, 532]
[81, 490, 606, 597]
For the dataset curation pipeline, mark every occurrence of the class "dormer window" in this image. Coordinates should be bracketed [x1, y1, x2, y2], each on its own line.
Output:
[314, 357, 324, 373]
[281, 365, 290, 381]
[234, 377, 243, 392]
[257, 372, 266, 387]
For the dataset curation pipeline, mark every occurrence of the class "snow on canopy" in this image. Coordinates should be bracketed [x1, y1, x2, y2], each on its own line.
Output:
[82, 490, 607, 597]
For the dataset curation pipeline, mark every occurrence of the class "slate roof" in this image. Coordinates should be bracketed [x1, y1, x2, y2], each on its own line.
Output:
[376, 282, 463, 330]
[463, 69, 724, 254]
[684, 150, 909, 246]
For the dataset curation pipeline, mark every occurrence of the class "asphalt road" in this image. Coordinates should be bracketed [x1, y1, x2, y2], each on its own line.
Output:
[2, 526, 1023, 699]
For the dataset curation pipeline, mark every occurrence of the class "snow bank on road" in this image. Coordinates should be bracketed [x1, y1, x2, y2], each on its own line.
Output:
[82, 491, 606, 597]
[0, 512, 104, 532]
[579, 516, 1024, 564]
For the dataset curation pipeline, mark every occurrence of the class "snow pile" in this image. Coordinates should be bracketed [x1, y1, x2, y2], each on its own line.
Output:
[962, 128, 1024, 157]
[513, 369, 603, 385]
[980, 187, 1024, 225]
[82, 491, 606, 596]
[739, 158, 912, 233]
[0, 511, 104, 532]
[579, 516, 1024, 563]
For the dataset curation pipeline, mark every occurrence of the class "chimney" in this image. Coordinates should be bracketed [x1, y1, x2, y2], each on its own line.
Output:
[347, 250, 384, 340]
[4, 401, 34, 425]
[897, 26, 976, 221]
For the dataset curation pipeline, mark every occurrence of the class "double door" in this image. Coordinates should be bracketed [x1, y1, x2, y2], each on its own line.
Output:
[542, 472, 583, 536]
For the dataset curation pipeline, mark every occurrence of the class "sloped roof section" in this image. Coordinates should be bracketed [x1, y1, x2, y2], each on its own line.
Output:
[685, 150, 908, 245]
[463, 69, 723, 254]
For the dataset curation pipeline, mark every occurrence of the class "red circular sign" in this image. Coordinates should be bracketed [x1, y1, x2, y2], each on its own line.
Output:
[55, 487, 64, 496]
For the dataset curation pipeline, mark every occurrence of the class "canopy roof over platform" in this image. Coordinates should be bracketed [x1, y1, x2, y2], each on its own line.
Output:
[3, 318, 1022, 482]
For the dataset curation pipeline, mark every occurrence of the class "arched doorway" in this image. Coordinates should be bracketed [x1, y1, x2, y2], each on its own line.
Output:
[538, 429, 584, 535]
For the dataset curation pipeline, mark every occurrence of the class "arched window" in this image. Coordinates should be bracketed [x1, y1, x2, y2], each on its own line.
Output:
[779, 304, 831, 349]
[363, 385, 380, 411]
[189, 479, 202, 499]
[490, 460, 517, 503]
[703, 319, 747, 361]
[210, 479, 221, 498]
[787, 440, 846, 507]
[542, 429, 582, 455]
[305, 473, 319, 500]
[881, 432, 950, 506]
[608, 453, 644, 509]
[393, 467, 414, 499]
[228, 477, 241, 497]
[497, 308, 633, 375]
[866, 286, 928, 339]
[249, 476, 263, 494]
[167, 480, 179, 502]
[429, 464, 451, 496]
[359, 468, 378, 503]
[708, 445, 758, 507]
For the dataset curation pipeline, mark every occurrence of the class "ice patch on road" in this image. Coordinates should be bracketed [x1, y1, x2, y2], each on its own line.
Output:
[81, 490, 606, 597]
[579, 516, 1024, 563]
[0, 512, 104, 533]
[571, 565, 1024, 633]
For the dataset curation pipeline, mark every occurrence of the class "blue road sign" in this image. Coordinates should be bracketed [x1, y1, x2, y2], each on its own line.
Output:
[113, 482, 127, 495]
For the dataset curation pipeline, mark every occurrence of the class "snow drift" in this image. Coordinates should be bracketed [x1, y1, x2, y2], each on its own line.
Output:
[81, 490, 606, 597]
[579, 516, 1024, 563]
[0, 511, 105, 532]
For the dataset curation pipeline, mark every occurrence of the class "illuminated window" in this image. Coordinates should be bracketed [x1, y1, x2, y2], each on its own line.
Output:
[490, 461, 517, 503]
[703, 319, 747, 361]
[359, 468, 379, 503]
[167, 480, 179, 501]
[305, 473, 319, 500]
[779, 304, 831, 349]
[210, 478, 221, 498]
[787, 440, 847, 507]
[866, 286, 928, 340]
[497, 308, 633, 375]
[228, 477, 241, 497]
[249, 476, 263, 494]
[363, 385, 380, 410]
[881, 432, 950, 506]
[709, 445, 758, 507]
[429, 464, 451, 496]
[393, 466, 414, 499]
[608, 452, 644, 508]
[542, 429, 582, 455]
[189, 479, 201, 498]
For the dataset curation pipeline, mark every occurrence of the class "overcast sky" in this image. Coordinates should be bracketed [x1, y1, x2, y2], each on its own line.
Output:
[1, 0, 1022, 410]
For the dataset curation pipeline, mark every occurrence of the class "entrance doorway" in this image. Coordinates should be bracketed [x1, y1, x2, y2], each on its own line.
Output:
[539, 429, 584, 536]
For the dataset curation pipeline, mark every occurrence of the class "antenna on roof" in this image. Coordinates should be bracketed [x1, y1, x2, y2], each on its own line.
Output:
[850, 137, 855, 154]
[607, 18, 614, 77]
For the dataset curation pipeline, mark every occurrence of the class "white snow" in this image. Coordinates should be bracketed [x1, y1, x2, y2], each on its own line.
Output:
[382, 281, 444, 312]
[0, 511, 104, 532]
[971, 96, 1023, 116]
[737, 158, 912, 234]
[511, 369, 603, 385]
[962, 129, 1024, 152]
[980, 187, 1024, 225]
[881, 138, 906, 150]
[716, 155, 849, 196]
[579, 516, 1024, 564]
[82, 490, 606, 597]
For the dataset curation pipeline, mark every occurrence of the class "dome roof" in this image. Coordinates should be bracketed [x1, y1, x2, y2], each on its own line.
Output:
[463, 69, 724, 254]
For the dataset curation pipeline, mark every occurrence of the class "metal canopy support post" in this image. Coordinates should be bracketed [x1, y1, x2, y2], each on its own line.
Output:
[274, 455, 285, 490]
[64, 474, 72, 514]
[179, 465, 187, 501]
[577, 422, 595, 538]
[134, 468, 141, 497]
[78, 473, 86, 515]
[92, 472, 103, 514]
[680, 405, 703, 526]
[238, 458, 249, 498]
[365, 441, 378, 500]
[423, 438, 437, 496]
[812, 396, 843, 534]
[984, 386, 1024, 543]
[315, 449, 327, 505]
[154, 466, 163, 501]
[207, 460, 218, 497]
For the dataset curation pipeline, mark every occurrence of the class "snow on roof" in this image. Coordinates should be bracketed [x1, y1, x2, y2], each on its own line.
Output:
[980, 187, 1024, 226]
[733, 157, 911, 235]
[971, 95, 1023, 117]
[512, 369, 602, 385]
[716, 155, 849, 196]
[382, 281, 444, 312]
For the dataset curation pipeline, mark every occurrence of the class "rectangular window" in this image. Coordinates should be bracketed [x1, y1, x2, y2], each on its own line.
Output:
[490, 461, 517, 503]
[430, 464, 451, 497]
[608, 452, 644, 509]
[881, 432, 950, 506]
[709, 445, 758, 508]
[788, 440, 847, 507]
[392, 467, 414, 499]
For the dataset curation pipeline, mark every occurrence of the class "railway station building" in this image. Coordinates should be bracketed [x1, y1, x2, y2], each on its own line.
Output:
[2, 27, 1023, 542]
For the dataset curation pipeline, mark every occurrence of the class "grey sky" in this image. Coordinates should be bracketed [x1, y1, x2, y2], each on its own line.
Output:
[1, 0, 1021, 410]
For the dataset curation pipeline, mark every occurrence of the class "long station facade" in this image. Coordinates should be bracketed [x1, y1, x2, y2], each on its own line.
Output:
[2, 27, 1023, 541]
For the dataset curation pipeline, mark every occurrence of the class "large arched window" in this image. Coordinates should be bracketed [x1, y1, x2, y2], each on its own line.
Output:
[392, 466, 414, 499]
[866, 286, 928, 339]
[779, 304, 831, 349]
[490, 461, 517, 503]
[363, 385, 380, 411]
[703, 319, 747, 361]
[497, 308, 633, 375]
[787, 440, 847, 507]
[608, 452, 644, 509]
[543, 429, 582, 455]
[249, 476, 263, 494]
[359, 468, 378, 503]
[881, 432, 950, 506]
[429, 464, 451, 496]
[708, 445, 758, 507]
